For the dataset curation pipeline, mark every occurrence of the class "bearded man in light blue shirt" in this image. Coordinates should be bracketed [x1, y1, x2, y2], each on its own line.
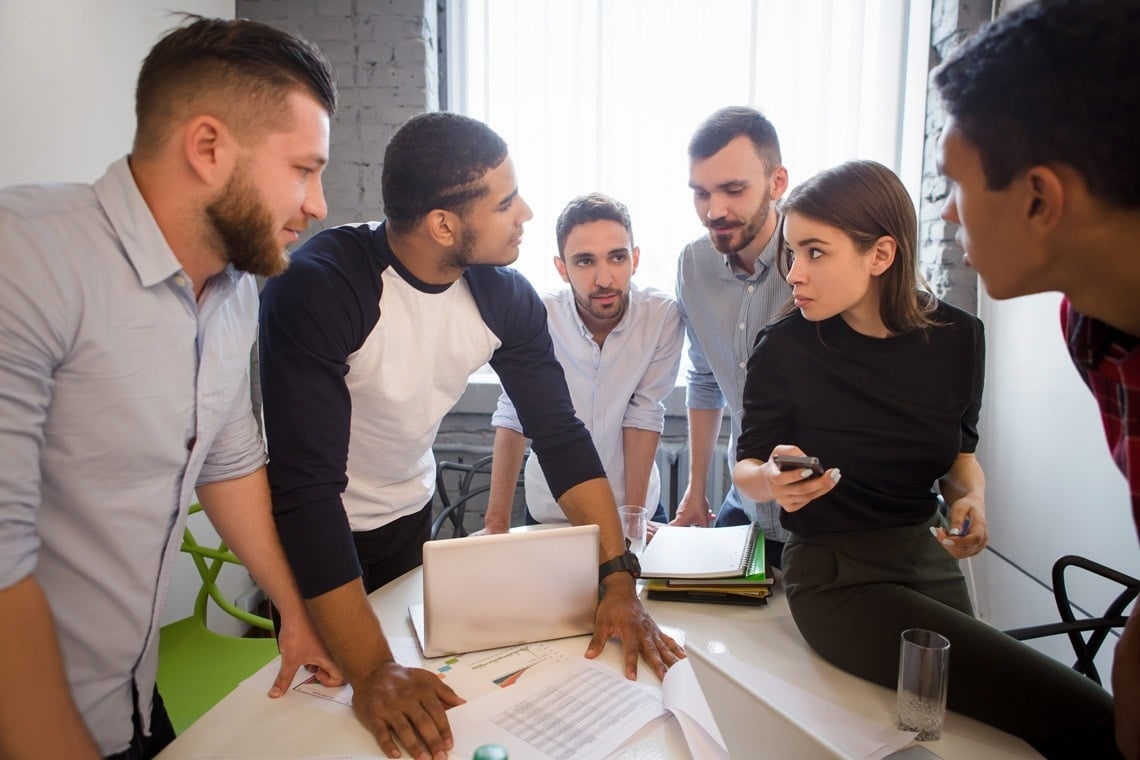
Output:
[0, 18, 340, 759]
[481, 193, 684, 531]
[672, 106, 793, 568]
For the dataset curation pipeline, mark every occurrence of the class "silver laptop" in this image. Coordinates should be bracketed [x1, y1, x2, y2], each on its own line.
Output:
[688, 646, 851, 759]
[410, 525, 599, 657]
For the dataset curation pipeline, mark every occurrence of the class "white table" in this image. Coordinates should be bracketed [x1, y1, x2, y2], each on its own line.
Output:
[157, 568, 1040, 759]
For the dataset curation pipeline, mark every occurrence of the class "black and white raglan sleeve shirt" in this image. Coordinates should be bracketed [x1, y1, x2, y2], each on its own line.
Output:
[259, 222, 604, 598]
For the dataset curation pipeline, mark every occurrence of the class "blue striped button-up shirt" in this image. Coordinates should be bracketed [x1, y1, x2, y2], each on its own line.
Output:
[675, 226, 792, 540]
[0, 157, 265, 754]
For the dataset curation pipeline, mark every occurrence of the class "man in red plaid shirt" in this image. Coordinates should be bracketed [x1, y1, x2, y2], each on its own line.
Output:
[933, 2, 1140, 758]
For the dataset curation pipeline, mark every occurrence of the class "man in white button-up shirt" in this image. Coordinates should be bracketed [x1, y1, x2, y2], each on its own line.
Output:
[480, 193, 684, 531]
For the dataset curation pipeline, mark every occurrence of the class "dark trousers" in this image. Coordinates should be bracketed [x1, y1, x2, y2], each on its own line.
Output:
[104, 685, 176, 760]
[782, 514, 1120, 759]
[353, 502, 432, 594]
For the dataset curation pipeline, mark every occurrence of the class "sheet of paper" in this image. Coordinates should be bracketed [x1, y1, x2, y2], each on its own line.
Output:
[447, 658, 666, 760]
[660, 658, 728, 760]
[720, 653, 917, 759]
[240, 636, 568, 718]
[419, 640, 567, 702]
[239, 636, 424, 716]
[182, 756, 382, 759]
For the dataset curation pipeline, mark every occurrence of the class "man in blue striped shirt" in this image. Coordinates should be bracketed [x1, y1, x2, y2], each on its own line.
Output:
[672, 106, 793, 566]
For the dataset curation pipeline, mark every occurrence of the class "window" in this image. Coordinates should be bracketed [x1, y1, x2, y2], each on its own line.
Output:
[448, 0, 931, 299]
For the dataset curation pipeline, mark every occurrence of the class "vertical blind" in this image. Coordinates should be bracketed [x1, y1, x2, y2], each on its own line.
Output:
[449, 0, 924, 301]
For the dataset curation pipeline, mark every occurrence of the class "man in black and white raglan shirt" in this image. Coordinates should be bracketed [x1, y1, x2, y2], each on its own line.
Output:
[259, 112, 684, 760]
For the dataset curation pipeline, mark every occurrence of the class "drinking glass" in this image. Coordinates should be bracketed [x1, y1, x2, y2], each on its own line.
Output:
[897, 628, 950, 741]
[617, 505, 648, 555]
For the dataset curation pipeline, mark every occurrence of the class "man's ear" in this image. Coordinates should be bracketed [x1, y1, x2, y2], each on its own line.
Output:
[424, 209, 460, 247]
[182, 115, 235, 187]
[630, 245, 641, 275]
[869, 236, 897, 277]
[770, 165, 790, 200]
[553, 254, 570, 283]
[1024, 166, 1065, 232]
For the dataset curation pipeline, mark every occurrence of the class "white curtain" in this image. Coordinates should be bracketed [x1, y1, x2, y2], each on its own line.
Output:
[449, 0, 923, 299]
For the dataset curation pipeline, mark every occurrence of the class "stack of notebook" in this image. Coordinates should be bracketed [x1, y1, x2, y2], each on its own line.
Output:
[639, 523, 772, 606]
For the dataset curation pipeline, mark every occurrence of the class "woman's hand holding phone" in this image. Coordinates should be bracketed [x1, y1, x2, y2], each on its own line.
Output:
[765, 445, 842, 512]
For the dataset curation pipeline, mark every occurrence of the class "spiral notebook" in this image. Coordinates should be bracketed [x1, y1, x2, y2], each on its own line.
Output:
[639, 523, 762, 579]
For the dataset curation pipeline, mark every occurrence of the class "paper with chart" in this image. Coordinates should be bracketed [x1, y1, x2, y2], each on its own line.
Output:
[240, 636, 567, 716]
[447, 658, 666, 760]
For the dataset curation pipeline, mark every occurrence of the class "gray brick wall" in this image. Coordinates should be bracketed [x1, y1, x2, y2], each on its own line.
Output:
[237, 0, 439, 235]
[917, 0, 990, 313]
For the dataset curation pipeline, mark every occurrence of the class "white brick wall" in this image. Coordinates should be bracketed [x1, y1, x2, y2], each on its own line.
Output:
[917, 0, 989, 313]
[238, 0, 439, 234]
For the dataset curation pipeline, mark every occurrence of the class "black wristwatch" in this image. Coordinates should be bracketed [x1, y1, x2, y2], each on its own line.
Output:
[598, 550, 641, 583]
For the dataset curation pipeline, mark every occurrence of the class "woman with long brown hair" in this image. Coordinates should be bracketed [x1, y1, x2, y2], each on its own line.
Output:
[733, 160, 1117, 757]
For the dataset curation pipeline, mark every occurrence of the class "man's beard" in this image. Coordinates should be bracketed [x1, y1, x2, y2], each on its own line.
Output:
[707, 199, 772, 255]
[445, 224, 477, 271]
[574, 287, 628, 324]
[205, 168, 290, 278]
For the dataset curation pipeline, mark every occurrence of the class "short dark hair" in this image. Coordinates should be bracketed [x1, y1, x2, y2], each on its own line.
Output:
[554, 193, 633, 257]
[934, 0, 1140, 209]
[134, 15, 337, 156]
[688, 106, 781, 173]
[782, 160, 939, 335]
[381, 112, 509, 234]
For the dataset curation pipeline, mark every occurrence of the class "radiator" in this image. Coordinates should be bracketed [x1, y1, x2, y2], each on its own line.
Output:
[656, 440, 732, 519]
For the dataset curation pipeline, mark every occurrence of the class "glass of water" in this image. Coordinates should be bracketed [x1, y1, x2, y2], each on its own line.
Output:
[897, 628, 950, 741]
[617, 505, 648, 555]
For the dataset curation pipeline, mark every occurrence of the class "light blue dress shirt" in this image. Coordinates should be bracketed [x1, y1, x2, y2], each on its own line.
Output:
[0, 158, 265, 754]
[493, 283, 684, 520]
[675, 227, 793, 541]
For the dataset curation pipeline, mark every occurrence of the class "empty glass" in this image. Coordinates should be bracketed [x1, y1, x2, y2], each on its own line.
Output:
[897, 628, 950, 741]
[617, 505, 648, 555]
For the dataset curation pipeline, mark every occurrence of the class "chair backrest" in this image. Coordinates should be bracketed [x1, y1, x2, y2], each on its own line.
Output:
[1005, 554, 1139, 684]
[431, 454, 526, 540]
[182, 504, 273, 632]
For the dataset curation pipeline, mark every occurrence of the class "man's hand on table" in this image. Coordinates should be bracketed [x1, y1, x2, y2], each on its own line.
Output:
[351, 661, 465, 760]
[269, 610, 345, 697]
[585, 572, 686, 679]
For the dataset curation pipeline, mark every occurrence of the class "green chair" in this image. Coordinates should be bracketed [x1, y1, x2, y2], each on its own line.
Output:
[157, 504, 280, 733]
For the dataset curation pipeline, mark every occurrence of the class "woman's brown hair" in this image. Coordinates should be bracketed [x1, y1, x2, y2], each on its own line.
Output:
[780, 160, 941, 334]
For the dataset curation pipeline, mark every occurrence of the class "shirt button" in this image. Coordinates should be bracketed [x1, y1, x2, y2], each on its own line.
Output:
[747, 286, 755, 293]
[739, 361, 746, 369]
[174, 275, 187, 288]
[739, 323, 746, 330]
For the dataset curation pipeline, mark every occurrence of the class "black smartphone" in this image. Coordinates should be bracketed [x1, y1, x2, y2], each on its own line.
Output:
[772, 454, 824, 478]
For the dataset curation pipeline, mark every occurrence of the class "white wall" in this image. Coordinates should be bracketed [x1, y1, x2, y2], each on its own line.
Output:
[0, 0, 248, 634]
[975, 291, 1139, 688]
[1, 0, 233, 186]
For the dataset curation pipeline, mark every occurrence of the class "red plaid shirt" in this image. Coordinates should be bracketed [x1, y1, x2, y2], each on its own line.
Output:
[1062, 299, 1140, 543]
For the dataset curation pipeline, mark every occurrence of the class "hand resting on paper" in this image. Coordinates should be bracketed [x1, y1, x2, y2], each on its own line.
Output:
[586, 572, 686, 680]
[352, 661, 465, 760]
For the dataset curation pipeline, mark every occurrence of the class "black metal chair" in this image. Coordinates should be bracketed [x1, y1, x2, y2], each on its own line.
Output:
[431, 454, 527, 540]
[1004, 555, 1139, 685]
